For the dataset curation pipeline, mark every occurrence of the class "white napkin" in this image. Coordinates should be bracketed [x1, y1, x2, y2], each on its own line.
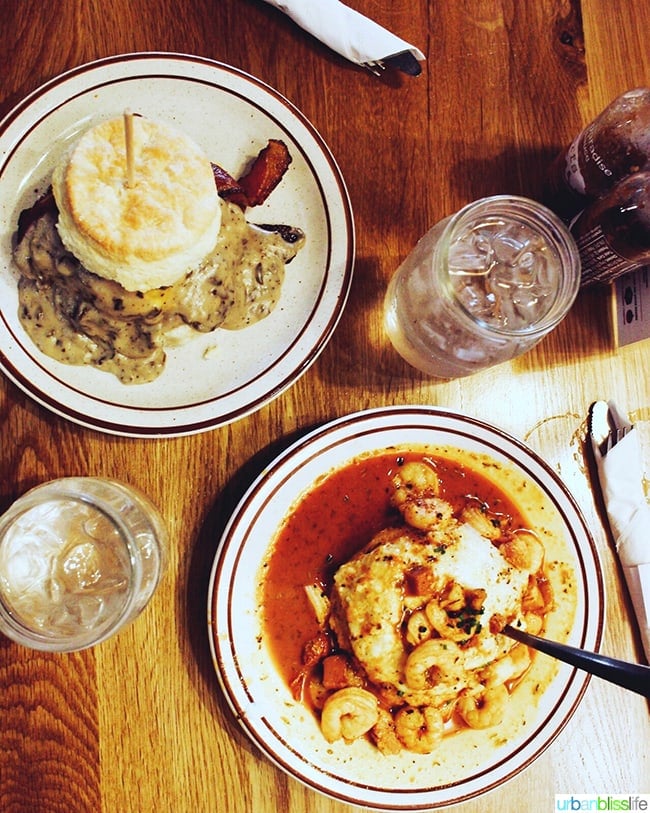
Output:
[593, 427, 650, 662]
[261, 0, 425, 66]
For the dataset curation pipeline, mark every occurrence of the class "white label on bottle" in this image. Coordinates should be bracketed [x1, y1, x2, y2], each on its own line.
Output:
[564, 132, 586, 195]
[577, 224, 636, 284]
[565, 122, 618, 196]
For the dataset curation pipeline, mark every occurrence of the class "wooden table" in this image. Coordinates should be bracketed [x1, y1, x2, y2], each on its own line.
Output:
[1, 2, 649, 811]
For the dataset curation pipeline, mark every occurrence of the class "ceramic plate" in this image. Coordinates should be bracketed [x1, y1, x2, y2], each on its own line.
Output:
[0, 53, 354, 437]
[208, 405, 603, 810]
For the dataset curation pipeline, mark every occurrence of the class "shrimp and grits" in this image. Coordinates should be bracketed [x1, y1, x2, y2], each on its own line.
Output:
[259, 447, 578, 758]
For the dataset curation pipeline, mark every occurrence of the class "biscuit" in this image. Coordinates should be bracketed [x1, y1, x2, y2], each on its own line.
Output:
[52, 116, 222, 291]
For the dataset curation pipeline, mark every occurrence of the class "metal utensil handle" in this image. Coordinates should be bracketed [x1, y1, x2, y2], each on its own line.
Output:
[503, 625, 650, 698]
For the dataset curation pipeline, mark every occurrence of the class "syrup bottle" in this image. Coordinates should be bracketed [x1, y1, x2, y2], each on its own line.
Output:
[545, 88, 650, 221]
[570, 171, 650, 286]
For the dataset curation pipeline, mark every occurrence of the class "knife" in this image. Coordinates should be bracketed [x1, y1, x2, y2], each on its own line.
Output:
[589, 399, 632, 457]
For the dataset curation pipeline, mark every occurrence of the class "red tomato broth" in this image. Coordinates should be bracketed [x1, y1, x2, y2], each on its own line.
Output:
[259, 448, 529, 689]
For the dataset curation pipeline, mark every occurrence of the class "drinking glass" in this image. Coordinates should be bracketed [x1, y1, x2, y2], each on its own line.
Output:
[384, 196, 581, 378]
[0, 477, 167, 652]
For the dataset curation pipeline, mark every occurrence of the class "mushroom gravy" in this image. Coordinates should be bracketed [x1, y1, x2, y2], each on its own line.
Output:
[13, 200, 304, 384]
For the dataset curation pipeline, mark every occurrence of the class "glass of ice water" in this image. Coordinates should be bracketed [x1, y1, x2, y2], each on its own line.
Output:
[0, 478, 167, 652]
[384, 196, 580, 378]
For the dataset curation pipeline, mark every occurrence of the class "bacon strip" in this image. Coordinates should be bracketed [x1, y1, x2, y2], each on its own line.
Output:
[238, 139, 292, 207]
[212, 139, 292, 209]
[211, 163, 249, 209]
[16, 188, 57, 243]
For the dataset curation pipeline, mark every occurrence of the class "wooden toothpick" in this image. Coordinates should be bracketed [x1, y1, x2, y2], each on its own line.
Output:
[124, 109, 135, 188]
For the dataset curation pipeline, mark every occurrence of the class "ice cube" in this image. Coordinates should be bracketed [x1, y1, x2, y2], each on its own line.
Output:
[65, 593, 106, 629]
[453, 341, 490, 363]
[448, 227, 495, 276]
[455, 279, 497, 321]
[492, 231, 528, 265]
[60, 542, 102, 591]
[0, 524, 61, 599]
[58, 538, 129, 595]
[82, 511, 122, 545]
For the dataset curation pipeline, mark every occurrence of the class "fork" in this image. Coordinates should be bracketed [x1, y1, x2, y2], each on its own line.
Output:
[363, 50, 422, 76]
[605, 400, 633, 451]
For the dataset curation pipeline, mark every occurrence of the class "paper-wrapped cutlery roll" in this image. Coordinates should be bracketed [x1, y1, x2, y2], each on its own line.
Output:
[261, 0, 425, 70]
[590, 401, 650, 662]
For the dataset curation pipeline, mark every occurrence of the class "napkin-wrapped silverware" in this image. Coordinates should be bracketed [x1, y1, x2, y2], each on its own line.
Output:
[261, 0, 425, 75]
[589, 400, 650, 662]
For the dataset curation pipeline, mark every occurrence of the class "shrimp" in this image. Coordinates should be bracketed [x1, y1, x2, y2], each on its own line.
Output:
[394, 705, 444, 754]
[500, 531, 544, 573]
[438, 580, 466, 612]
[371, 708, 403, 756]
[402, 496, 454, 531]
[425, 583, 487, 642]
[479, 644, 531, 687]
[523, 611, 544, 635]
[425, 600, 473, 643]
[406, 609, 434, 647]
[391, 461, 440, 505]
[456, 684, 508, 729]
[521, 576, 546, 612]
[320, 687, 379, 743]
[460, 503, 504, 540]
[391, 462, 454, 531]
[290, 630, 332, 699]
[404, 638, 464, 690]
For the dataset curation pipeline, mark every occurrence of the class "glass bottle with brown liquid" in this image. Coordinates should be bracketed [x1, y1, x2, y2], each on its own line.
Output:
[570, 171, 650, 286]
[545, 88, 650, 221]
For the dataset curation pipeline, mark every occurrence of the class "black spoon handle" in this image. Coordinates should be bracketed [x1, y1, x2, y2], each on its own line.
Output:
[503, 625, 650, 698]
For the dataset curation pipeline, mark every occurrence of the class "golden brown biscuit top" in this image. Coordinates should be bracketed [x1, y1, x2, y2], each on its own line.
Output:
[53, 116, 222, 291]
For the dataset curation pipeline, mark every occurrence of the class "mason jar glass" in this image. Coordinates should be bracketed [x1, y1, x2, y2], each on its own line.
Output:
[384, 195, 581, 378]
[0, 477, 168, 652]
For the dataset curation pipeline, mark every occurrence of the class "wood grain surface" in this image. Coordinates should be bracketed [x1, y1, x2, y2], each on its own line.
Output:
[1, 2, 649, 812]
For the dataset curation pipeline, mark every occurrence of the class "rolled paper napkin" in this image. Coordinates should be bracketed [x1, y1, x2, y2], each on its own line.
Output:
[261, 0, 425, 69]
[592, 422, 650, 663]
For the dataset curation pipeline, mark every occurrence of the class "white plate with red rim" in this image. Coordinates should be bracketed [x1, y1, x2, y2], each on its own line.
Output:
[0, 52, 354, 437]
[208, 405, 604, 810]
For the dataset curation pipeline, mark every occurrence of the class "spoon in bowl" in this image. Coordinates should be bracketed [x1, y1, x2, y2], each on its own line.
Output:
[503, 624, 650, 698]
